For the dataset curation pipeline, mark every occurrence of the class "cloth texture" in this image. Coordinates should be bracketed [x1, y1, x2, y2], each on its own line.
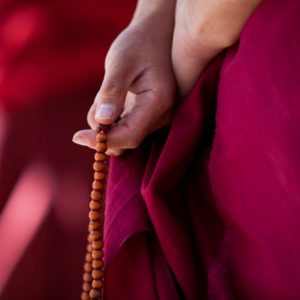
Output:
[105, 0, 300, 299]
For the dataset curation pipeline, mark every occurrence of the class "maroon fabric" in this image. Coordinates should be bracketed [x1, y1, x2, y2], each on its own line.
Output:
[105, 0, 300, 299]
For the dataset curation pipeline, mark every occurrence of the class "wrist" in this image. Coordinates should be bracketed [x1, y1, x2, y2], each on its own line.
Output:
[128, 0, 176, 52]
[178, 0, 262, 52]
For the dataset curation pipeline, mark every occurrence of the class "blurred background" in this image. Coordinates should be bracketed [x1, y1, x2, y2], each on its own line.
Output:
[0, 0, 135, 298]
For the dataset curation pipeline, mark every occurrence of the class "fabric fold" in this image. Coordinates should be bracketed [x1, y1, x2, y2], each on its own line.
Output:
[104, 0, 300, 299]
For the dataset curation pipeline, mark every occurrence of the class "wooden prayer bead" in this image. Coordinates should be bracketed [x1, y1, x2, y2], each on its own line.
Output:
[84, 262, 92, 272]
[89, 211, 101, 221]
[90, 216, 104, 228]
[89, 221, 101, 231]
[96, 133, 107, 143]
[81, 292, 90, 300]
[92, 269, 104, 279]
[85, 253, 93, 262]
[94, 153, 107, 162]
[90, 230, 102, 241]
[92, 240, 103, 250]
[95, 152, 107, 162]
[87, 243, 93, 253]
[88, 232, 103, 244]
[92, 250, 103, 259]
[92, 259, 104, 269]
[82, 282, 92, 292]
[94, 172, 106, 180]
[92, 280, 104, 289]
[90, 190, 102, 200]
[88, 233, 94, 243]
[89, 200, 101, 210]
[89, 288, 101, 298]
[92, 180, 104, 191]
[93, 162, 105, 172]
[83, 272, 92, 282]
[96, 143, 107, 153]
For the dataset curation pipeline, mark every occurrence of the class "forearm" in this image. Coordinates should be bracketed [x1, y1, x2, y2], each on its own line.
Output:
[181, 0, 263, 51]
[173, 0, 263, 96]
[133, 0, 176, 21]
[129, 0, 176, 59]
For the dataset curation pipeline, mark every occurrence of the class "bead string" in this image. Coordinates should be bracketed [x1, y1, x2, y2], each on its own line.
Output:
[81, 126, 109, 300]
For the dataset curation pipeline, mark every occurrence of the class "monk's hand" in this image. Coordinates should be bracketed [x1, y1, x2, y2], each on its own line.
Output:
[73, 0, 176, 155]
[172, 0, 263, 97]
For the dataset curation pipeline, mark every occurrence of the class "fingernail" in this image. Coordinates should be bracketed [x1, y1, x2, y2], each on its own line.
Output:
[72, 133, 88, 146]
[95, 103, 115, 121]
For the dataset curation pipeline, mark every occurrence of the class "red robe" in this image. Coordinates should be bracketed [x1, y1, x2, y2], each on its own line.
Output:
[105, 0, 300, 299]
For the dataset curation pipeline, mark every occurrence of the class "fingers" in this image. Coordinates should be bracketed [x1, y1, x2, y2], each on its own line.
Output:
[74, 90, 172, 155]
[92, 57, 137, 126]
[108, 93, 161, 150]
[107, 90, 171, 154]
[72, 130, 97, 149]
[87, 92, 136, 131]
[72, 129, 125, 156]
[87, 51, 138, 130]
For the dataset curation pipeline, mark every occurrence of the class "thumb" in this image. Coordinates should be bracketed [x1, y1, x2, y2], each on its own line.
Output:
[93, 64, 135, 125]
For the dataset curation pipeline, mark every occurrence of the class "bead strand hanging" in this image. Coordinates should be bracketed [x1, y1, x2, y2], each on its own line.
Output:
[81, 126, 108, 300]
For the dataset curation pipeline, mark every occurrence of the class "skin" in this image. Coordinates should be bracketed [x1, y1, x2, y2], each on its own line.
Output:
[173, 0, 262, 96]
[73, 0, 263, 154]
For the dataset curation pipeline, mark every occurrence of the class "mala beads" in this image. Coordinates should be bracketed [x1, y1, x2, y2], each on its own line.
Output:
[81, 125, 109, 300]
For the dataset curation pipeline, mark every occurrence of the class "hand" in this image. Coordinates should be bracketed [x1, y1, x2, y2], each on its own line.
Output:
[73, 8, 176, 155]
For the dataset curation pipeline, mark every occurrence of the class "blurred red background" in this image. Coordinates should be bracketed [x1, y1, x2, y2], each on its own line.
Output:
[0, 1, 135, 299]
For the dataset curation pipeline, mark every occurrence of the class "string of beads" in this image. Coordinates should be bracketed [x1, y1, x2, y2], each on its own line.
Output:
[81, 126, 109, 300]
